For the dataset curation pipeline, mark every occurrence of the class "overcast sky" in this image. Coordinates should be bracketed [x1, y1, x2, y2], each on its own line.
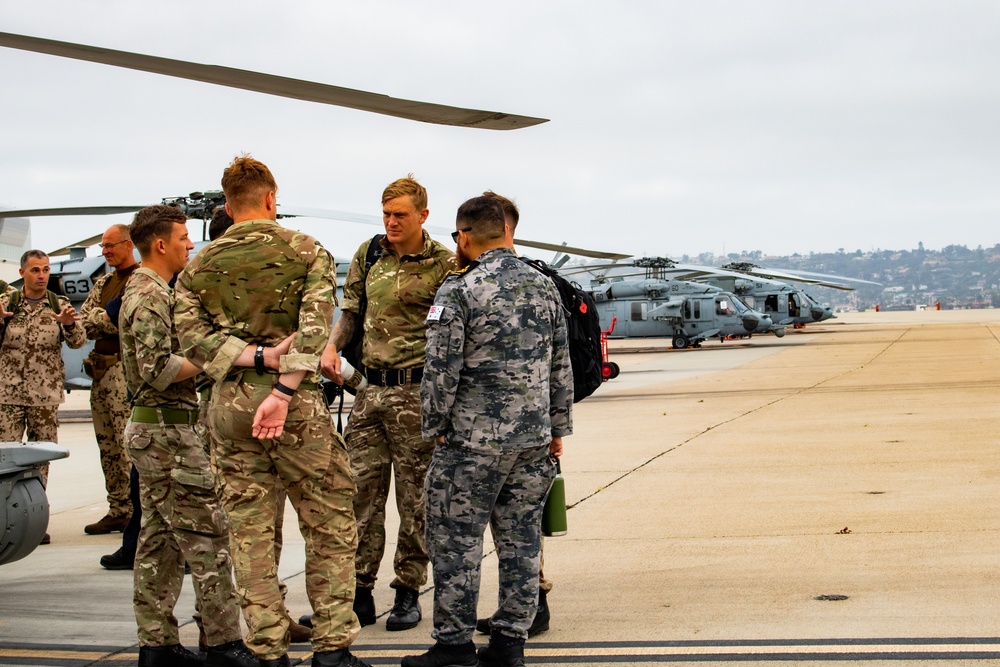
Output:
[2, 1, 998, 261]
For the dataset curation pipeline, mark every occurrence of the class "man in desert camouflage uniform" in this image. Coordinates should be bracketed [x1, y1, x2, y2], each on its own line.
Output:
[0, 251, 86, 507]
[402, 196, 572, 667]
[175, 155, 368, 667]
[120, 205, 258, 667]
[81, 223, 139, 535]
[321, 175, 456, 632]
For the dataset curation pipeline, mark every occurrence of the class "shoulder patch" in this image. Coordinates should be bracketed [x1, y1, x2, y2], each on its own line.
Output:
[426, 305, 446, 322]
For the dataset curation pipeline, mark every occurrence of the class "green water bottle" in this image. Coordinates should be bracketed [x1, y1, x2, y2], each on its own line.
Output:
[542, 458, 567, 537]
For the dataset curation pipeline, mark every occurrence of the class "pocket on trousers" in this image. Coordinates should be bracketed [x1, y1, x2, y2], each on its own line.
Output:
[170, 467, 215, 490]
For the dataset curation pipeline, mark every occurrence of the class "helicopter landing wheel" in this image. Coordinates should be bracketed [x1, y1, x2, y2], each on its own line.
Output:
[672, 334, 690, 349]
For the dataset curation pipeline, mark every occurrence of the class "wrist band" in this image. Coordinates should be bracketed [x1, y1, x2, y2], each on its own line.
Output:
[274, 381, 296, 397]
[254, 345, 265, 375]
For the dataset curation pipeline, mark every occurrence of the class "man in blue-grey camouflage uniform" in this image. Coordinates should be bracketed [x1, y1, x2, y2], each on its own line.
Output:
[402, 196, 572, 667]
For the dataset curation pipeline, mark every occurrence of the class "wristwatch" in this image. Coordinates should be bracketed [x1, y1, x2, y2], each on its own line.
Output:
[254, 345, 265, 375]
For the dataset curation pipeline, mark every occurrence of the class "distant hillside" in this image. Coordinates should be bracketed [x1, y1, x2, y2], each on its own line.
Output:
[677, 243, 1000, 310]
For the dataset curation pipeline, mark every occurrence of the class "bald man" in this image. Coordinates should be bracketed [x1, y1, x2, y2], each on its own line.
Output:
[80, 223, 139, 535]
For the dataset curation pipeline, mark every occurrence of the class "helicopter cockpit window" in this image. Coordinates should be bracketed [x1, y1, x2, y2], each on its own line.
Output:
[631, 302, 647, 321]
[788, 294, 800, 316]
[716, 298, 733, 316]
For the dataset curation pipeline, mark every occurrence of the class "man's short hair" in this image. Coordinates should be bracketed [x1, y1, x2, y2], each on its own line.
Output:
[482, 191, 519, 231]
[106, 223, 131, 241]
[129, 205, 188, 256]
[20, 249, 48, 269]
[382, 173, 428, 211]
[222, 154, 278, 214]
[456, 196, 506, 243]
[209, 206, 235, 241]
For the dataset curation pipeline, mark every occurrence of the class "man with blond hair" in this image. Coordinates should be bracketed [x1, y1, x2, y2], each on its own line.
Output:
[321, 175, 456, 632]
[175, 155, 368, 667]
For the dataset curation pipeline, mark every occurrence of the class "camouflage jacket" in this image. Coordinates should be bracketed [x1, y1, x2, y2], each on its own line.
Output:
[81, 265, 139, 354]
[421, 247, 573, 452]
[120, 268, 199, 410]
[173, 219, 335, 384]
[0, 291, 87, 406]
[342, 230, 456, 370]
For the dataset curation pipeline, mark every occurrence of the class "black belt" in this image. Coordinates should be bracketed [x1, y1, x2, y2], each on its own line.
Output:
[364, 367, 422, 387]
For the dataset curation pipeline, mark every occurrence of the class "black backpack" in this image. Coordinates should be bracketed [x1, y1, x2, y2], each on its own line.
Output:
[521, 258, 603, 403]
[341, 234, 384, 377]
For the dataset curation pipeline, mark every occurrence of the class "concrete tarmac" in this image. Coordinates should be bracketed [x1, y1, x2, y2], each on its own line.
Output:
[2, 310, 1000, 665]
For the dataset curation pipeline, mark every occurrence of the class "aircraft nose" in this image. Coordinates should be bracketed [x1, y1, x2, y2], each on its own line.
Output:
[742, 314, 759, 332]
[811, 306, 826, 321]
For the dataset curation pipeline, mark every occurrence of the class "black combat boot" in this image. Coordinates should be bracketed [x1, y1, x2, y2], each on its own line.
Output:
[258, 656, 290, 667]
[300, 586, 376, 630]
[204, 639, 259, 667]
[475, 589, 550, 639]
[311, 648, 373, 667]
[100, 546, 135, 570]
[401, 642, 479, 667]
[137, 643, 205, 667]
[478, 633, 525, 667]
[527, 589, 549, 637]
[385, 586, 421, 631]
[353, 586, 376, 626]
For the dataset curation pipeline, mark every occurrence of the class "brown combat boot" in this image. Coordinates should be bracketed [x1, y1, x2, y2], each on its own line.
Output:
[84, 513, 129, 535]
[289, 617, 311, 642]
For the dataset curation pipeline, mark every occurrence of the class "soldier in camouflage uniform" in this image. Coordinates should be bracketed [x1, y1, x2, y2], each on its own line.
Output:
[321, 175, 456, 632]
[475, 192, 553, 639]
[402, 196, 572, 667]
[0, 251, 86, 508]
[120, 205, 258, 667]
[81, 223, 139, 535]
[174, 156, 368, 667]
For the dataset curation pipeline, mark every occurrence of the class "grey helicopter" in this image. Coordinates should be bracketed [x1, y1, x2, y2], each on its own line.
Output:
[560, 257, 777, 349]
[0, 30, 548, 565]
[662, 262, 881, 329]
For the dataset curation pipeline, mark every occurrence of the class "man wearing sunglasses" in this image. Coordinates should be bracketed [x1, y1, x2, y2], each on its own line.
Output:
[404, 196, 572, 667]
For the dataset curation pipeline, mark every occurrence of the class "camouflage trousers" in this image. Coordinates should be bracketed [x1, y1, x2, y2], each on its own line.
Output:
[209, 379, 359, 659]
[126, 418, 242, 648]
[90, 362, 132, 518]
[0, 403, 58, 486]
[347, 383, 435, 590]
[425, 442, 555, 644]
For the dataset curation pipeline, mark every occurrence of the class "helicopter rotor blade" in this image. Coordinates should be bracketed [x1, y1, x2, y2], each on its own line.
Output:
[0, 32, 548, 131]
[0, 206, 145, 218]
[47, 233, 106, 257]
[276, 207, 382, 227]
[512, 239, 631, 261]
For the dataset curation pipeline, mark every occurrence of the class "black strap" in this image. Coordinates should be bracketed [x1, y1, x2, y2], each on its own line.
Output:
[254, 345, 265, 375]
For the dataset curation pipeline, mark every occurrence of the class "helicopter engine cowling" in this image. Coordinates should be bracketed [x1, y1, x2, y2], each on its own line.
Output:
[0, 442, 69, 566]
